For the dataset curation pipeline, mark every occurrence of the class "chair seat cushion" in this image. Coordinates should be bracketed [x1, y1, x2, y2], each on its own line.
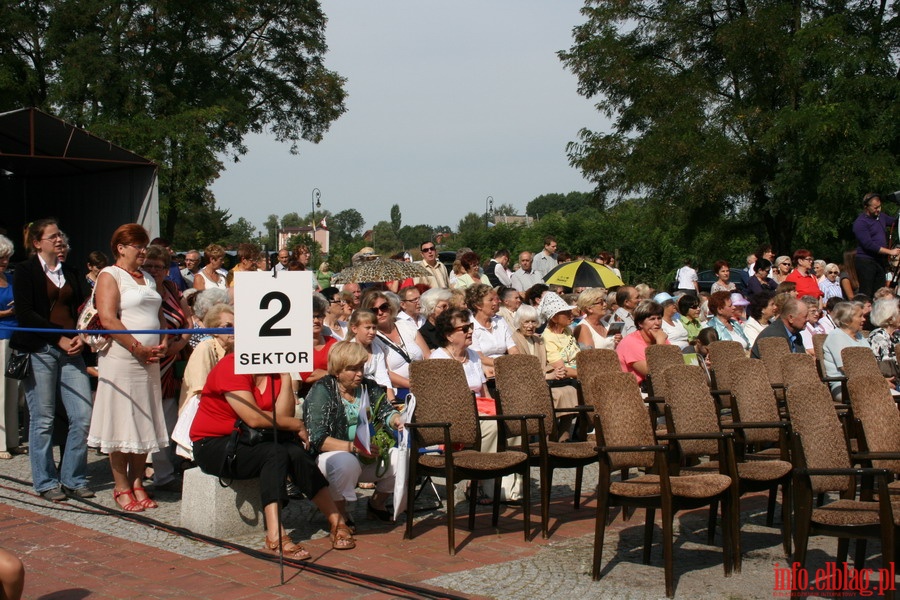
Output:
[747, 447, 783, 459]
[609, 473, 731, 499]
[545, 441, 597, 460]
[419, 449, 527, 471]
[811, 499, 882, 527]
[685, 459, 792, 481]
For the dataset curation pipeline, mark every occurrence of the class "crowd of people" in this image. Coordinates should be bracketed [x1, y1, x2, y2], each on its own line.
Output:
[0, 192, 898, 590]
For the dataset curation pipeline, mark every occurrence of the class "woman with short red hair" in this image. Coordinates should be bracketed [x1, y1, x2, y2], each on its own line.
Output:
[89, 223, 169, 512]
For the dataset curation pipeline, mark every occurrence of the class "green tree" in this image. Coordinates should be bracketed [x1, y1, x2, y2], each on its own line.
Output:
[262, 214, 280, 249]
[171, 193, 232, 249]
[223, 217, 258, 249]
[329, 208, 365, 245]
[560, 0, 900, 254]
[493, 203, 518, 217]
[389, 204, 403, 241]
[371, 220, 400, 256]
[525, 192, 596, 219]
[0, 1, 347, 240]
[281, 213, 303, 228]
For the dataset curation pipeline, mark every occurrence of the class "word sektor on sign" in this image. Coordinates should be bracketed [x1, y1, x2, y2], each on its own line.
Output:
[233, 271, 313, 374]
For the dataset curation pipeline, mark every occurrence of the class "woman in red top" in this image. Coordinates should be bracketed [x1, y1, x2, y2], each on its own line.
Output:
[190, 337, 355, 557]
[298, 294, 337, 397]
[785, 249, 823, 301]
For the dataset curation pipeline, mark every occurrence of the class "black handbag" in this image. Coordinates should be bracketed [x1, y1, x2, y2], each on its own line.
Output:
[236, 420, 277, 446]
[5, 349, 30, 380]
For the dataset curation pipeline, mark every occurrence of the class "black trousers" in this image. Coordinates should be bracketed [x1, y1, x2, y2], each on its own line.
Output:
[193, 436, 329, 507]
[855, 256, 886, 298]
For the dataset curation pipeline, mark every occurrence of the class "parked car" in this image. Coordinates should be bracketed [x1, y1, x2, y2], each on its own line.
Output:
[696, 268, 748, 295]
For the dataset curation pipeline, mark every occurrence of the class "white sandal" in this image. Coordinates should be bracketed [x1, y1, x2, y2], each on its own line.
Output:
[0, 451, 12, 460]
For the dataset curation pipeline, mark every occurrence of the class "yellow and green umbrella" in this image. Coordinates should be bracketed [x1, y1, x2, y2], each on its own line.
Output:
[542, 259, 625, 289]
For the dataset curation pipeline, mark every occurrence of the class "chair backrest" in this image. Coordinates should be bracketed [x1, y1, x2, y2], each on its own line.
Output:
[812, 333, 828, 377]
[645, 344, 685, 397]
[581, 371, 656, 470]
[494, 354, 553, 438]
[576, 348, 621, 378]
[757, 336, 791, 386]
[841, 346, 880, 380]
[731, 358, 781, 444]
[780, 353, 821, 388]
[409, 359, 479, 448]
[847, 375, 900, 474]
[784, 382, 852, 494]
[707, 340, 745, 390]
[662, 365, 721, 458]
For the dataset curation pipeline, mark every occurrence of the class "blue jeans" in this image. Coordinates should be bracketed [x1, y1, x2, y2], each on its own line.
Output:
[25, 344, 92, 492]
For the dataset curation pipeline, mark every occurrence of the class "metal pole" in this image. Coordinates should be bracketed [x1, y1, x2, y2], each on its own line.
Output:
[311, 187, 321, 249]
[485, 196, 493, 228]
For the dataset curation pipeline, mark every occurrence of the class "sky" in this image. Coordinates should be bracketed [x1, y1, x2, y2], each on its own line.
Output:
[210, 1, 607, 236]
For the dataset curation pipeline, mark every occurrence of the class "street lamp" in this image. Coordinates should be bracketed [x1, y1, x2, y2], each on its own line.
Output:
[311, 187, 322, 234]
[485, 195, 494, 228]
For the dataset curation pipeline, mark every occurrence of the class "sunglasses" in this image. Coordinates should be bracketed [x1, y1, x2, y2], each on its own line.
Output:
[421, 246, 436, 252]
[372, 303, 390, 313]
[454, 324, 474, 333]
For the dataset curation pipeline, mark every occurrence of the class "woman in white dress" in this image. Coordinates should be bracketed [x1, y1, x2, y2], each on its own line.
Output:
[89, 224, 169, 512]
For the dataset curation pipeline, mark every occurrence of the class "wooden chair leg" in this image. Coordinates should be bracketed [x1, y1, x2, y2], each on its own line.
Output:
[837, 537, 850, 565]
[854, 539, 868, 570]
[541, 465, 551, 539]
[573, 465, 583, 510]
[781, 480, 792, 558]
[447, 473, 457, 555]
[491, 478, 502, 528]
[643, 507, 655, 565]
[662, 503, 675, 598]
[468, 480, 478, 530]
[766, 487, 777, 527]
[707, 499, 718, 545]
[592, 492, 610, 580]
[522, 463, 531, 541]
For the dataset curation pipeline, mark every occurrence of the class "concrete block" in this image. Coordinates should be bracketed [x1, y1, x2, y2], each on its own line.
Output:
[180, 467, 263, 538]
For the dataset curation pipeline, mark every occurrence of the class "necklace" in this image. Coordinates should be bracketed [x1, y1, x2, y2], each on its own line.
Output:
[115, 264, 144, 278]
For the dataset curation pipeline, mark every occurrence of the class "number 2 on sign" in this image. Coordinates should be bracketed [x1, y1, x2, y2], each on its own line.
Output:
[259, 292, 291, 337]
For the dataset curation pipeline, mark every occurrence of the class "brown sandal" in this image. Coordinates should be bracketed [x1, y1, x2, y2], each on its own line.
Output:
[330, 523, 356, 550]
[263, 534, 311, 561]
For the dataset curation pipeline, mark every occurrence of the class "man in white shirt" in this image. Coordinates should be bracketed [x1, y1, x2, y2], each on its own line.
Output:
[532, 236, 558, 276]
[274, 249, 290, 272]
[510, 251, 544, 293]
[180, 250, 201, 287]
[397, 285, 425, 327]
[414, 241, 449, 288]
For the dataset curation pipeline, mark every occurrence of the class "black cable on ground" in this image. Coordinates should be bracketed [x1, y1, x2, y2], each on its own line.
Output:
[0, 474, 468, 600]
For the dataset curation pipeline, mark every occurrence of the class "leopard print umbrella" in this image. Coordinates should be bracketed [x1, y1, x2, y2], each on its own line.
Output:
[333, 256, 430, 284]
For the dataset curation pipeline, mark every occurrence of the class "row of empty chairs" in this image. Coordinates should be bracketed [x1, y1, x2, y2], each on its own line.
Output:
[402, 342, 900, 598]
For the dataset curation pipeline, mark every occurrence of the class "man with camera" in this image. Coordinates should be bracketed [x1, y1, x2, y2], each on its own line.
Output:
[853, 192, 900, 297]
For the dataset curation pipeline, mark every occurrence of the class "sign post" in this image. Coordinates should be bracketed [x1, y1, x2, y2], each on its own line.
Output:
[233, 271, 313, 375]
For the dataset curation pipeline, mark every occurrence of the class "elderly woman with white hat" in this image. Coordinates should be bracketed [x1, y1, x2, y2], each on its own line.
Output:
[539, 292, 581, 379]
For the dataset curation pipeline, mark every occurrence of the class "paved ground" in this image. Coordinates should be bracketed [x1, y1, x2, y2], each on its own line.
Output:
[0, 449, 893, 599]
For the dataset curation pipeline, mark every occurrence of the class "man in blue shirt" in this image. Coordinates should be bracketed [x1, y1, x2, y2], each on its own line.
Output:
[750, 297, 808, 358]
[853, 192, 900, 297]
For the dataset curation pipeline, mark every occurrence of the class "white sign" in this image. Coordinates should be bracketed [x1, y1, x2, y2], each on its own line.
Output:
[233, 271, 313, 374]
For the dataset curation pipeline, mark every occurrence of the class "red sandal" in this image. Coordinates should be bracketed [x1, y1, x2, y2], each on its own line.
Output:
[132, 486, 158, 509]
[113, 489, 144, 512]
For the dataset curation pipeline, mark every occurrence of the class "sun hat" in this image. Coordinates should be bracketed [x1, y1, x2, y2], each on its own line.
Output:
[653, 292, 676, 305]
[538, 291, 577, 322]
[730, 292, 750, 307]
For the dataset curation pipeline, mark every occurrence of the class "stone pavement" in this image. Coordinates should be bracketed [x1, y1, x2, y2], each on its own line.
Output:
[0, 450, 890, 599]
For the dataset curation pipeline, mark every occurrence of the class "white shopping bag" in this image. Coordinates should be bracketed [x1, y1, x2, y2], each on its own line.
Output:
[392, 394, 415, 520]
[171, 394, 200, 460]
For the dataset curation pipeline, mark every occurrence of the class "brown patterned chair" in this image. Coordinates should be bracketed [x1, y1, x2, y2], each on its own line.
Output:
[582, 370, 735, 597]
[784, 381, 896, 590]
[756, 336, 790, 397]
[846, 375, 900, 493]
[841, 346, 882, 380]
[663, 364, 792, 569]
[645, 343, 685, 399]
[707, 340, 746, 420]
[812, 333, 828, 378]
[576, 348, 621, 377]
[406, 359, 532, 554]
[780, 353, 822, 388]
[494, 354, 599, 538]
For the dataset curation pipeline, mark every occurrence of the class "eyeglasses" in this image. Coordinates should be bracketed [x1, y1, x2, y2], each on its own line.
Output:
[41, 233, 64, 241]
[143, 263, 167, 271]
[402, 297, 420, 303]
[454, 324, 474, 333]
[328, 299, 342, 304]
[801, 256, 813, 262]
[421, 246, 436, 252]
[125, 244, 148, 252]
[372, 303, 390, 313]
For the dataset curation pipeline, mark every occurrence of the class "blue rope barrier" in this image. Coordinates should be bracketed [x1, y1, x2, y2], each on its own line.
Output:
[0, 325, 233, 336]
